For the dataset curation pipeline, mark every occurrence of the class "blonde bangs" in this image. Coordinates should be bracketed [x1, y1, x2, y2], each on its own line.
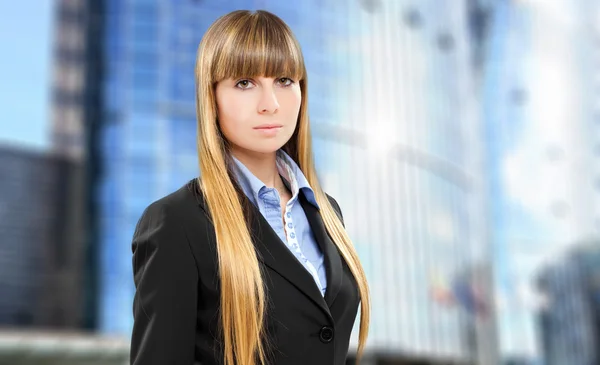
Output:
[209, 12, 306, 83]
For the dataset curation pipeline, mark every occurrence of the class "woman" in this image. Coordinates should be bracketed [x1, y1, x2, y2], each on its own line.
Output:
[130, 9, 370, 365]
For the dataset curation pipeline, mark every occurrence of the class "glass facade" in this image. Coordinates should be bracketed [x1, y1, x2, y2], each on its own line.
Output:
[0, 146, 85, 328]
[320, 1, 493, 362]
[485, 0, 600, 362]
[536, 246, 600, 365]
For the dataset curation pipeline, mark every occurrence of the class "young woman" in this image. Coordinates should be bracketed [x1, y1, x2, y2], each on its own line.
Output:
[130, 9, 370, 365]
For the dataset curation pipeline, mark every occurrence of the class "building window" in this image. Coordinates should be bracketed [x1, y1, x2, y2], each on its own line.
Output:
[510, 88, 527, 106]
[359, 0, 382, 13]
[436, 33, 454, 52]
[403, 8, 422, 29]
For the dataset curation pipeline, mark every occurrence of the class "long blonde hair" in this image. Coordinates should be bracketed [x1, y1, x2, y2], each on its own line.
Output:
[194, 10, 370, 365]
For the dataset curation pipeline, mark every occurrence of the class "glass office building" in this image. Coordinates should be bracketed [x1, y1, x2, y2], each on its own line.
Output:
[0, 146, 85, 329]
[322, 1, 495, 363]
[536, 244, 600, 365]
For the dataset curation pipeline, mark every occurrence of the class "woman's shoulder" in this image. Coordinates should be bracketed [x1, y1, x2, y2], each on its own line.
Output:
[323, 193, 344, 225]
[132, 179, 217, 266]
[324, 193, 339, 207]
[324, 193, 342, 213]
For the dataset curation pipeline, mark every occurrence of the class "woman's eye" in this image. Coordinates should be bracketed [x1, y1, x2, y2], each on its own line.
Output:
[278, 77, 293, 86]
[235, 79, 253, 89]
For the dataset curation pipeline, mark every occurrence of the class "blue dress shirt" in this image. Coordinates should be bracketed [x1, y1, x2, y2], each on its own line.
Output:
[231, 149, 327, 296]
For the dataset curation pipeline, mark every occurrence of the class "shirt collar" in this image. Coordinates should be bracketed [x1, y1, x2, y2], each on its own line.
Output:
[231, 149, 319, 209]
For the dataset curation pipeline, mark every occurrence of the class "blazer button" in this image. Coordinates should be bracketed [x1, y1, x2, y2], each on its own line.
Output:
[319, 326, 334, 343]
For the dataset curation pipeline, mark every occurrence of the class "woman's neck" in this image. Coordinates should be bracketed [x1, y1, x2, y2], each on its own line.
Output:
[231, 147, 282, 189]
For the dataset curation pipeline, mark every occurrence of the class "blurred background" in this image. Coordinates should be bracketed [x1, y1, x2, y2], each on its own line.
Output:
[1, 0, 599, 364]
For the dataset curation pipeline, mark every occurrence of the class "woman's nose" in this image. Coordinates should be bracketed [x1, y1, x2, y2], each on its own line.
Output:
[258, 86, 279, 114]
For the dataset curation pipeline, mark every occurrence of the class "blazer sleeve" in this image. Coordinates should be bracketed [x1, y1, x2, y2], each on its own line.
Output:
[130, 201, 198, 365]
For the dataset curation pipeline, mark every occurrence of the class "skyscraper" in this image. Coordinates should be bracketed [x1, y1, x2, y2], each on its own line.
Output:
[0, 145, 85, 328]
[50, 0, 104, 330]
[536, 243, 600, 365]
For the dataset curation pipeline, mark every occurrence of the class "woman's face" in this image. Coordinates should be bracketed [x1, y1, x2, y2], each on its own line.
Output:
[215, 76, 301, 157]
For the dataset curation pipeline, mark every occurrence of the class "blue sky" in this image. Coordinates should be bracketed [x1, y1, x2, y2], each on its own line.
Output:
[0, 1, 52, 150]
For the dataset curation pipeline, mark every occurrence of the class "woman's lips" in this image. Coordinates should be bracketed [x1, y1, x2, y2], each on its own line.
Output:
[253, 125, 282, 136]
[254, 124, 282, 129]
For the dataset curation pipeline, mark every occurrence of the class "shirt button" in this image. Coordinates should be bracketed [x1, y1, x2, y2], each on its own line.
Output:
[290, 233, 295, 239]
[288, 223, 292, 228]
[319, 326, 334, 343]
[287, 212, 291, 218]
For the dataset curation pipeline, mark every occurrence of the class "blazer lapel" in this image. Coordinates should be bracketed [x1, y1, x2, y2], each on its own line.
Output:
[298, 193, 343, 308]
[246, 198, 332, 317]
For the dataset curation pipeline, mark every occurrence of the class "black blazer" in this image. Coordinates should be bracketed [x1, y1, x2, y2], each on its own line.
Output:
[130, 178, 360, 365]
